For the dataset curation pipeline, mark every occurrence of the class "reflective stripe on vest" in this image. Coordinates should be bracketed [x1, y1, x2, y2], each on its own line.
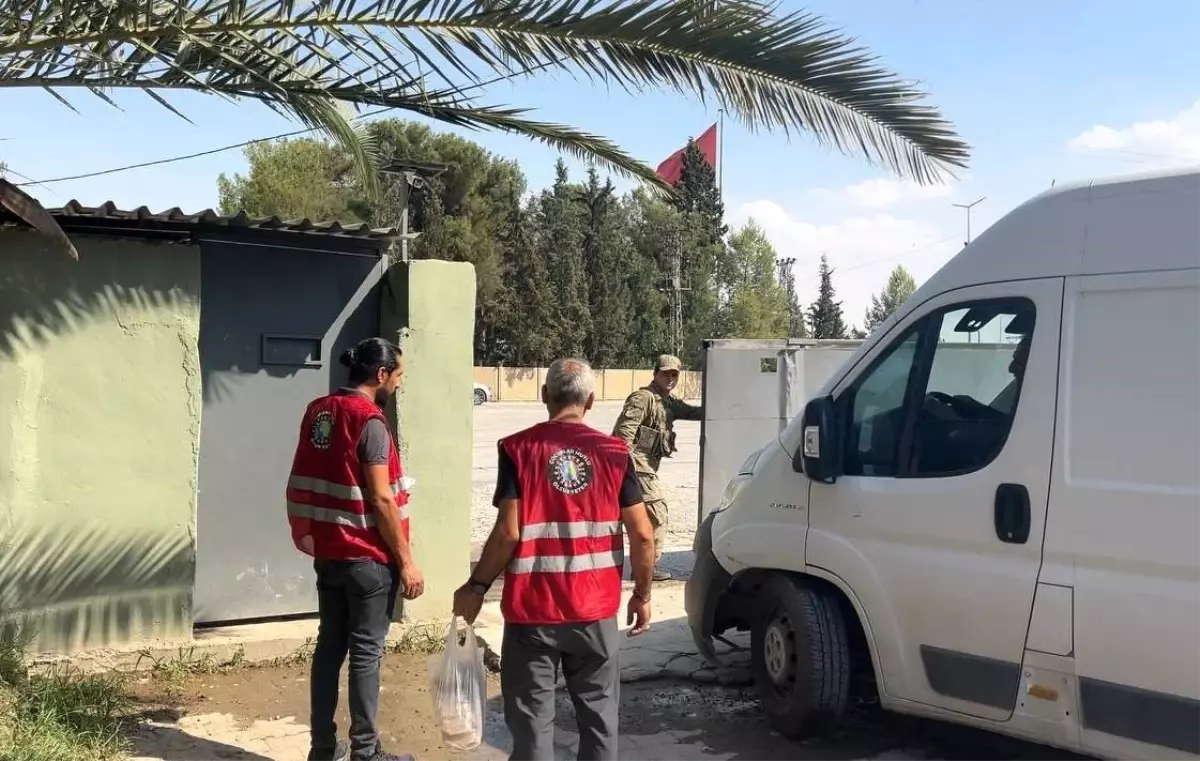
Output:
[286, 500, 410, 528]
[507, 521, 622, 574]
[288, 475, 407, 501]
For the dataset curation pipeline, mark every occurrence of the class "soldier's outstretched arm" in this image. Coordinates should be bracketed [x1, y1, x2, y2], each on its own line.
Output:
[666, 395, 704, 421]
[612, 392, 648, 448]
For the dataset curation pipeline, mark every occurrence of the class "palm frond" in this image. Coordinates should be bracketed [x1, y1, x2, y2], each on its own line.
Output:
[372, 95, 675, 194]
[1, 0, 970, 186]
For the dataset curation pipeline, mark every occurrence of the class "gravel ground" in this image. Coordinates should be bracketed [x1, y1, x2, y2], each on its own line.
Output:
[471, 401, 702, 554]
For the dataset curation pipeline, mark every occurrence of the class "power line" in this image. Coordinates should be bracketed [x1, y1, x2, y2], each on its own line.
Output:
[833, 234, 959, 276]
[18, 124, 335, 186]
[16, 62, 561, 188]
[0, 163, 63, 198]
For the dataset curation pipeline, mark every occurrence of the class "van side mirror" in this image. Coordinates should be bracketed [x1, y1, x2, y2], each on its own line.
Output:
[792, 395, 839, 483]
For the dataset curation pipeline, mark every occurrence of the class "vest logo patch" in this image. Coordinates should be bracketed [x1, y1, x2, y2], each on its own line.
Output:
[310, 410, 334, 450]
[547, 448, 593, 495]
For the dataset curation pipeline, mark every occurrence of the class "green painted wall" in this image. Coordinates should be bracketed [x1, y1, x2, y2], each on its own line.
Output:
[381, 260, 476, 621]
[0, 230, 200, 653]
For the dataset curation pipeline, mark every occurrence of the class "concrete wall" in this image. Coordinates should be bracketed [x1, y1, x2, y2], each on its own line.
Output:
[0, 230, 199, 653]
[474, 366, 702, 402]
[0, 230, 479, 653]
[383, 261, 476, 620]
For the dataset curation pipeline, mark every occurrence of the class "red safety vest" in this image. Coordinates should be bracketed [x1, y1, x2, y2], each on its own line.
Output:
[500, 421, 629, 625]
[285, 392, 409, 564]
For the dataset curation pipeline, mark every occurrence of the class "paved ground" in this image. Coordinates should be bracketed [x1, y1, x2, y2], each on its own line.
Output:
[471, 401, 702, 553]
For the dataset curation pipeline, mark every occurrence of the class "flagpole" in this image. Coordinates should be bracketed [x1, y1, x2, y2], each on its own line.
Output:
[717, 108, 725, 202]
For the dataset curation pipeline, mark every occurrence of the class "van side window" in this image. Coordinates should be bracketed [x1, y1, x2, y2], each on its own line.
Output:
[843, 329, 920, 477]
[907, 302, 1035, 476]
[840, 297, 1035, 479]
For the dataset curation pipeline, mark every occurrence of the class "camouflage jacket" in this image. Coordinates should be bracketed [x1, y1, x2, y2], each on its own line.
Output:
[612, 386, 703, 479]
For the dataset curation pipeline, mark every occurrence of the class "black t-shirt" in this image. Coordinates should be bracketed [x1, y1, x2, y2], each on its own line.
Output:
[493, 447, 644, 508]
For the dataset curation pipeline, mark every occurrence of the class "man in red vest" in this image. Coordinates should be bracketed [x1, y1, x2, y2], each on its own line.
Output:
[452, 358, 656, 761]
[287, 337, 423, 761]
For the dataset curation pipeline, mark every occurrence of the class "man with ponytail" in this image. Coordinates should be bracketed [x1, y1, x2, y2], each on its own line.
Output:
[286, 337, 422, 761]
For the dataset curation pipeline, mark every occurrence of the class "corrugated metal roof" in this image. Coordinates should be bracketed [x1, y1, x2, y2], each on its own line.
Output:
[0, 200, 400, 249]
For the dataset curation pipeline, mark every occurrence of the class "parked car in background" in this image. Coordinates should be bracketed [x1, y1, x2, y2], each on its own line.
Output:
[473, 382, 493, 406]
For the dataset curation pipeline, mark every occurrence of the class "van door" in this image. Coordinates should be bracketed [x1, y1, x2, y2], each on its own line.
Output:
[806, 278, 1062, 722]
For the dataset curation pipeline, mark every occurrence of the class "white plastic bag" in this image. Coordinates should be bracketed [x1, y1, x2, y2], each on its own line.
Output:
[428, 617, 486, 751]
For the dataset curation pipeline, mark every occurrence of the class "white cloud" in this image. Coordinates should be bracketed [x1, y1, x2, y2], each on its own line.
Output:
[731, 199, 961, 327]
[833, 177, 955, 209]
[1067, 99, 1200, 166]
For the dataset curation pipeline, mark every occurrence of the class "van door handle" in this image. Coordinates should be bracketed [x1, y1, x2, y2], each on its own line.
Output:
[994, 483, 1031, 544]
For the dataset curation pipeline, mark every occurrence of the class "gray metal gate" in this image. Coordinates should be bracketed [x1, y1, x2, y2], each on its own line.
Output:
[194, 243, 386, 624]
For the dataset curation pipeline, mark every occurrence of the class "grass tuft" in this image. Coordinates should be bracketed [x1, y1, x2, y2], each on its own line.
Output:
[135, 645, 247, 698]
[389, 623, 446, 656]
[0, 619, 132, 761]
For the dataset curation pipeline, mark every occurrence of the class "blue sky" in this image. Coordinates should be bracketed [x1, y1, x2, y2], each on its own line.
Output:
[5, 0, 1199, 323]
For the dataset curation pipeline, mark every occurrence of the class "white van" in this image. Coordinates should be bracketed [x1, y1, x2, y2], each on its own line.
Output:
[685, 166, 1200, 760]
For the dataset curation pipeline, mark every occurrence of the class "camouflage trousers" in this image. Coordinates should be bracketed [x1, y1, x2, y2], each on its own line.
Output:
[644, 500, 668, 562]
[635, 472, 667, 562]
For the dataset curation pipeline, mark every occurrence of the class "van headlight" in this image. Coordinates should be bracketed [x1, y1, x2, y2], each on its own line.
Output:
[713, 475, 750, 514]
[713, 446, 766, 514]
[734, 444, 763, 475]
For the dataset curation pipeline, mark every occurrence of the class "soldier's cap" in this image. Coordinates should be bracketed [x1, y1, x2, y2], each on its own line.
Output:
[655, 354, 683, 373]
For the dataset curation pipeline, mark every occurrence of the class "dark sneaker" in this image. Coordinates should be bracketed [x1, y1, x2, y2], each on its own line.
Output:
[653, 566, 673, 582]
[308, 741, 349, 761]
[367, 750, 415, 761]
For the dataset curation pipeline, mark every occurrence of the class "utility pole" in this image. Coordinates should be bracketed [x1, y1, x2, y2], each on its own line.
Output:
[775, 256, 801, 337]
[658, 224, 690, 357]
[775, 256, 795, 285]
[951, 196, 986, 247]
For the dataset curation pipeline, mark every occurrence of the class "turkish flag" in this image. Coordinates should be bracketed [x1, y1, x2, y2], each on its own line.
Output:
[655, 123, 718, 186]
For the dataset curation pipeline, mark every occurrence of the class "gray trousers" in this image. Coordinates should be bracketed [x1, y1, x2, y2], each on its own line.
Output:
[501, 618, 620, 761]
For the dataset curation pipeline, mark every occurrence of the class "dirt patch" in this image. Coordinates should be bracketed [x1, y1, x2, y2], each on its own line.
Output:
[130, 651, 500, 759]
[127, 652, 1088, 761]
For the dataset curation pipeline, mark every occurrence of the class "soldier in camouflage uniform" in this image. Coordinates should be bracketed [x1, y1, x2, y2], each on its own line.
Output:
[612, 354, 703, 581]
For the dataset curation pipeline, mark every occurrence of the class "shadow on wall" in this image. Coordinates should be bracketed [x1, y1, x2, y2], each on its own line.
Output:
[0, 231, 328, 404]
[0, 230, 391, 638]
[0, 524, 193, 654]
[0, 231, 202, 652]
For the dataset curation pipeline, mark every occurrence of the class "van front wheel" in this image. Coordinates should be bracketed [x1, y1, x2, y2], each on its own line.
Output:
[751, 574, 851, 739]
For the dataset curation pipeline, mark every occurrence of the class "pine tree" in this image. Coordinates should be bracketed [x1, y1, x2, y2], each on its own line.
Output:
[579, 166, 634, 367]
[720, 222, 789, 337]
[806, 254, 849, 339]
[675, 140, 727, 243]
[775, 258, 808, 338]
[864, 264, 918, 332]
[495, 194, 558, 364]
[671, 139, 724, 364]
[625, 189, 679, 364]
[534, 160, 592, 359]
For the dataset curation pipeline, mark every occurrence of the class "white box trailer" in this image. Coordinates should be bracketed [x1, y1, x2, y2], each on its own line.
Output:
[698, 339, 861, 525]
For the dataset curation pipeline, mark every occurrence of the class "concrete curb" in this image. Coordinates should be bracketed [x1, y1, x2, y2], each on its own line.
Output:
[33, 617, 454, 675]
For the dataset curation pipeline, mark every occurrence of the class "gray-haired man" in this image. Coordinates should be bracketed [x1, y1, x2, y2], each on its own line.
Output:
[453, 358, 656, 760]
